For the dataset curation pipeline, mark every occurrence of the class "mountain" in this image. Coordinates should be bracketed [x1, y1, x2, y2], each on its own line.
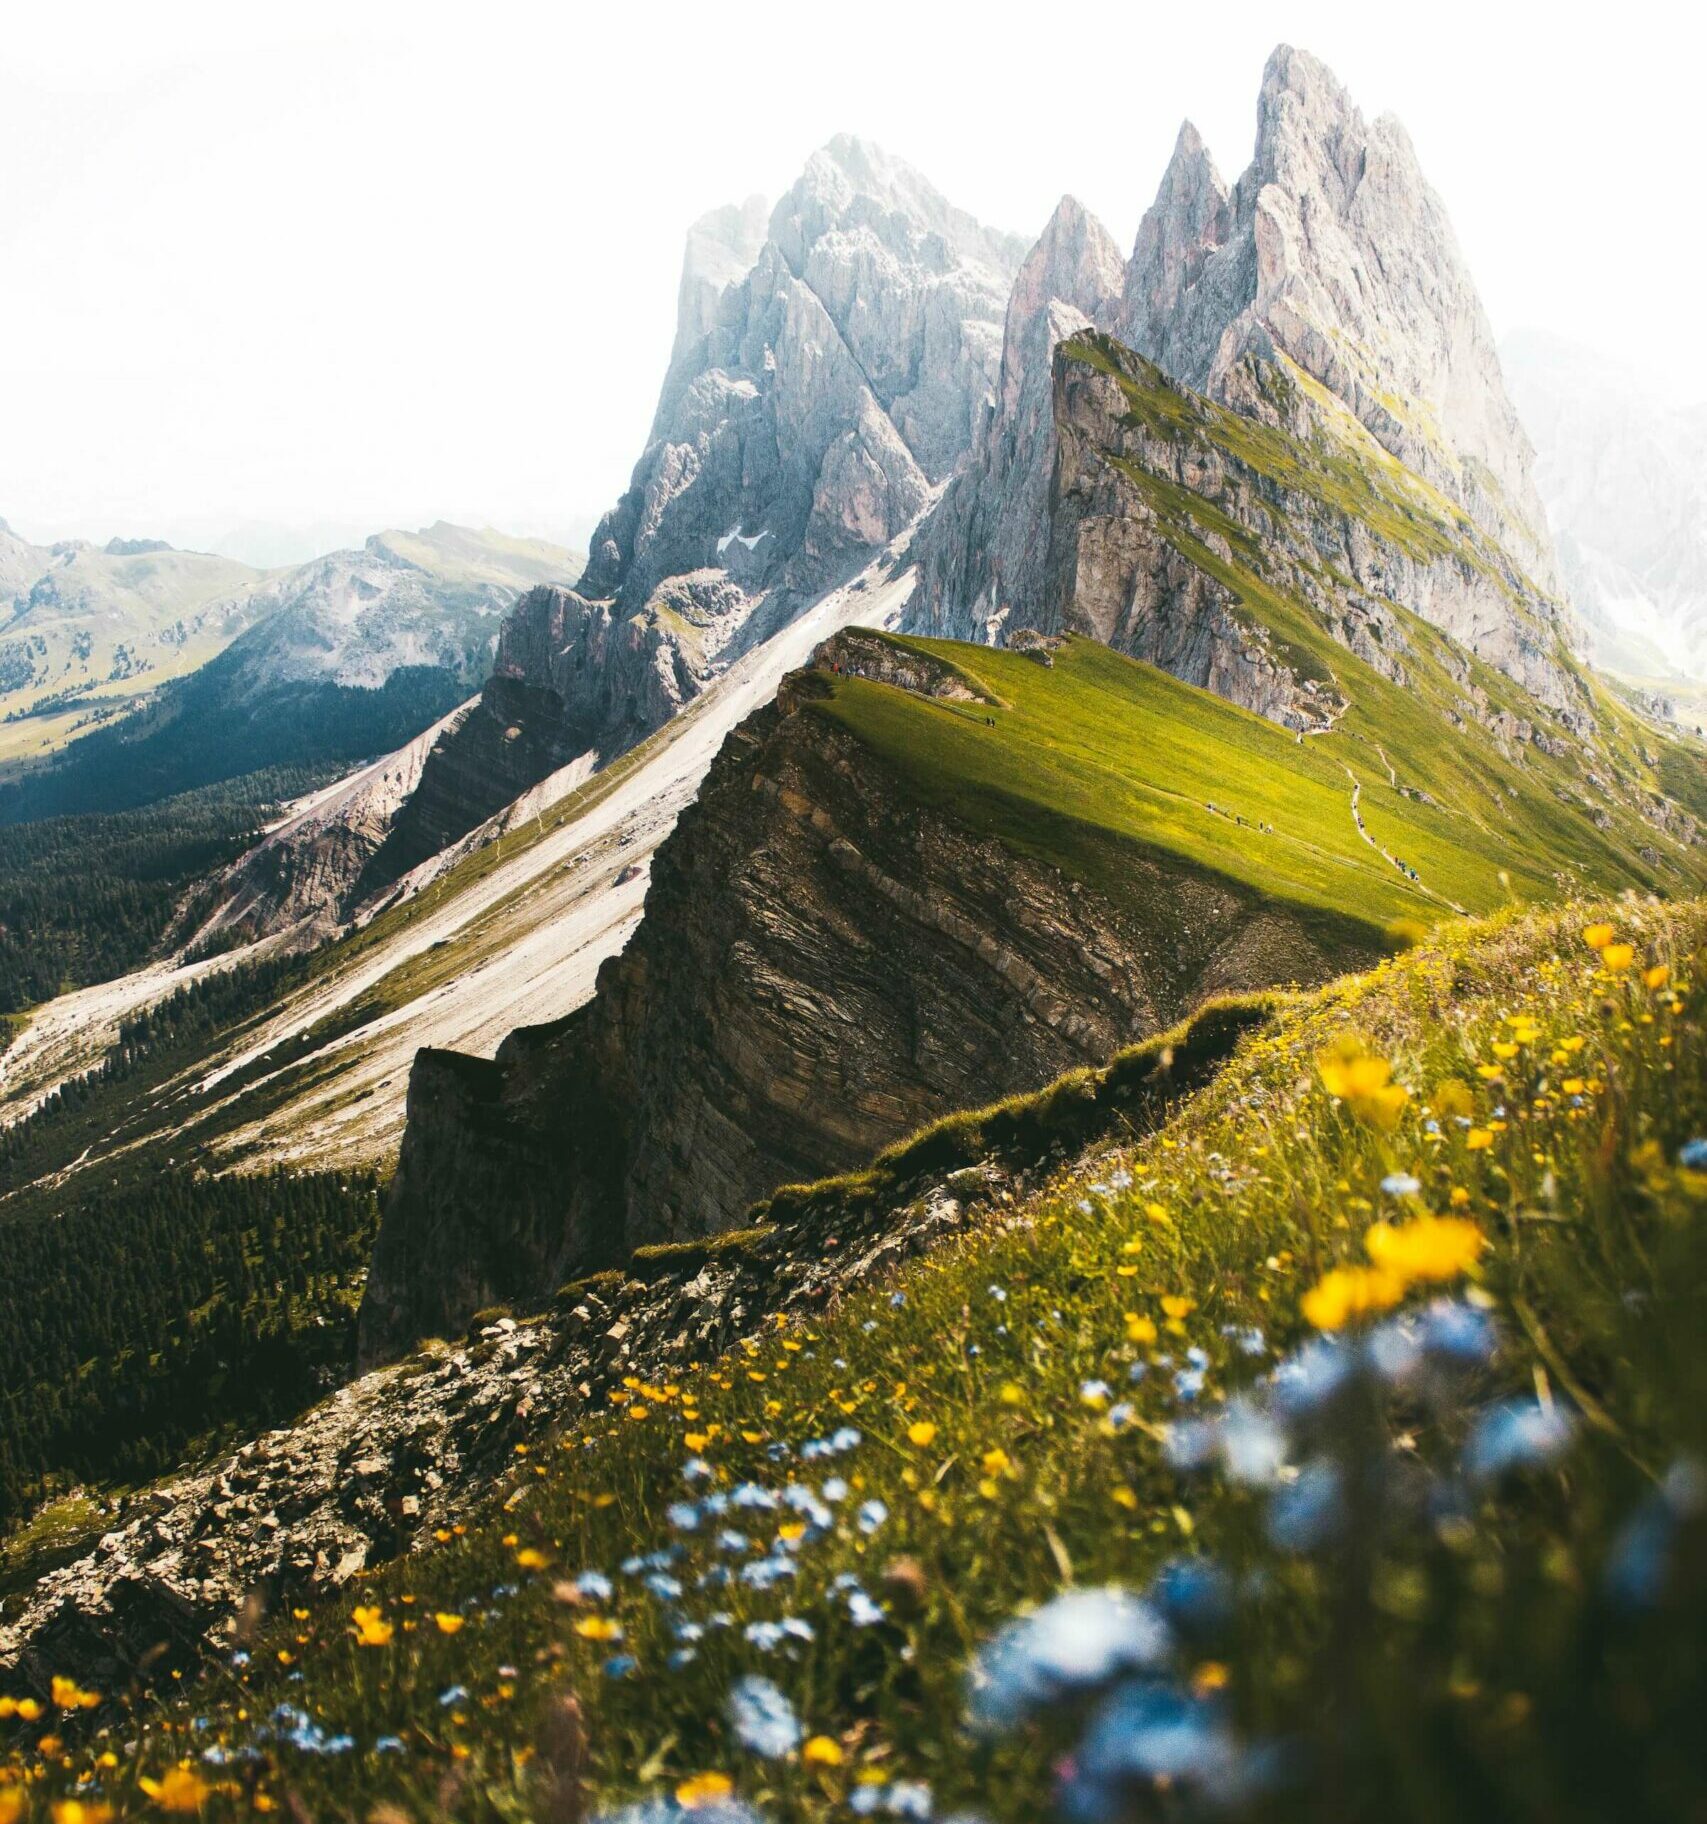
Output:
[911, 46, 1574, 717]
[335, 139, 1027, 902]
[0, 524, 264, 758]
[1502, 328, 1707, 695]
[0, 523, 580, 824]
[1120, 48, 1555, 585]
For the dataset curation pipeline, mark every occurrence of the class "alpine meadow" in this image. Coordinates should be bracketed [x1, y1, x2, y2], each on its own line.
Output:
[0, 17, 1704, 1824]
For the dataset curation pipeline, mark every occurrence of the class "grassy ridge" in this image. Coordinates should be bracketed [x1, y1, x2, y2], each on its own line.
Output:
[809, 633, 1691, 947]
[1059, 335, 1705, 912]
[12, 897, 1703, 1821]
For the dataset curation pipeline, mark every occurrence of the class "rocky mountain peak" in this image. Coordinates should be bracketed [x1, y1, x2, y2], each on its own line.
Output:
[669, 194, 771, 369]
[1120, 44, 1557, 587]
[1001, 196, 1125, 415]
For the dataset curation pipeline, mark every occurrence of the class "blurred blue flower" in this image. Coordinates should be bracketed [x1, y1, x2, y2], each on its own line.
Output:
[965, 1586, 1172, 1732]
[1266, 1461, 1346, 1553]
[1462, 1397, 1575, 1483]
[727, 1673, 802, 1757]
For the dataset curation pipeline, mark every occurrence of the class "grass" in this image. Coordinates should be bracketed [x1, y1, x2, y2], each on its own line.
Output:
[9, 896, 1704, 1821]
[806, 632, 1692, 957]
[1052, 334, 1705, 913]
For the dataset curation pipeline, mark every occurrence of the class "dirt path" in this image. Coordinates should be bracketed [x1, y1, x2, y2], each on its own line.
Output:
[1341, 764, 1468, 916]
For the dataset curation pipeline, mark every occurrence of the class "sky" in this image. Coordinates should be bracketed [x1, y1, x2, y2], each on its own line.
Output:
[1, 1, 1697, 563]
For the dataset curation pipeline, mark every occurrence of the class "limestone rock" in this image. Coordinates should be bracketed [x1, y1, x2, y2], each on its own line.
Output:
[1121, 45, 1557, 588]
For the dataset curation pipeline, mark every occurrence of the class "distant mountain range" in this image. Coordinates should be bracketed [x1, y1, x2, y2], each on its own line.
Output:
[0, 521, 580, 820]
[0, 519, 578, 765]
[1503, 328, 1707, 696]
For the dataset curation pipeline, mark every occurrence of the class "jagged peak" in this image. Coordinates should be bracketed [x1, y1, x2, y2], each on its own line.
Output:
[1001, 197, 1125, 412]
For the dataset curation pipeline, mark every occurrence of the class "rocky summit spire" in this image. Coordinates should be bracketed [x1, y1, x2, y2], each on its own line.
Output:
[907, 194, 1125, 641]
[1118, 44, 1558, 588]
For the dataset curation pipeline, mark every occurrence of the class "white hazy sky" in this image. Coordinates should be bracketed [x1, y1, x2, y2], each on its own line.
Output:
[0, 1, 1696, 561]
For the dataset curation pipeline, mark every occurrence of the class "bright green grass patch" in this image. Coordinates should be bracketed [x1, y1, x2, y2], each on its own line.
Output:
[809, 634, 1445, 945]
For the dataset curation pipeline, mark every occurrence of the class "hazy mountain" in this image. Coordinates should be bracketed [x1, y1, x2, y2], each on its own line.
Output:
[1503, 327, 1707, 688]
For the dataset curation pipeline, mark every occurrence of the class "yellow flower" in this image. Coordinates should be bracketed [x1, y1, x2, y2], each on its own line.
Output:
[1125, 1313, 1158, 1345]
[0, 1787, 22, 1824]
[515, 1547, 550, 1570]
[51, 1675, 99, 1710]
[1644, 963, 1670, 989]
[138, 1767, 211, 1812]
[981, 1448, 1013, 1476]
[1317, 1037, 1409, 1128]
[54, 1806, 115, 1824]
[1364, 1214, 1485, 1284]
[1582, 921, 1615, 950]
[1160, 1295, 1196, 1320]
[573, 1614, 624, 1642]
[1433, 1080, 1475, 1119]
[1491, 1041, 1520, 1060]
[1466, 1128, 1494, 1150]
[1301, 1265, 1404, 1331]
[1601, 943, 1635, 973]
[999, 1381, 1026, 1405]
[434, 1612, 465, 1635]
[676, 1773, 735, 1809]
[351, 1604, 393, 1647]
[906, 1421, 938, 1448]
[803, 1734, 845, 1766]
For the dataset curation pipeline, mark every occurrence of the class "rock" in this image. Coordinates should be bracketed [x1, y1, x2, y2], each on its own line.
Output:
[354, 139, 1024, 894]
[908, 195, 1127, 643]
[357, 630, 1358, 1362]
[1121, 46, 1557, 589]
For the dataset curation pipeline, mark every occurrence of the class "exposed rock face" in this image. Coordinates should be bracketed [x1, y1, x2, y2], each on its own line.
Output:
[211, 522, 576, 697]
[908, 196, 1127, 642]
[1120, 46, 1557, 588]
[1022, 332, 1587, 731]
[357, 633, 1351, 1362]
[584, 137, 1022, 616]
[179, 703, 478, 949]
[373, 140, 1024, 895]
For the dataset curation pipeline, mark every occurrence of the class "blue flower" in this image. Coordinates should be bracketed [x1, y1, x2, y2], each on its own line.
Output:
[1265, 1461, 1345, 1553]
[1147, 1557, 1235, 1642]
[1605, 1455, 1707, 1610]
[1217, 1397, 1288, 1485]
[848, 1591, 885, 1627]
[1380, 1172, 1422, 1197]
[1065, 1679, 1269, 1818]
[727, 1673, 802, 1757]
[1462, 1397, 1575, 1483]
[576, 1570, 614, 1601]
[1679, 1138, 1707, 1171]
[965, 1587, 1172, 1732]
[666, 1502, 700, 1531]
[858, 1499, 889, 1534]
[603, 1654, 638, 1679]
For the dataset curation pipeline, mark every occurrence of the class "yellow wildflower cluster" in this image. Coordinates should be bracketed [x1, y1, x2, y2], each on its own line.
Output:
[1317, 1037, 1409, 1128]
[1303, 1212, 1485, 1330]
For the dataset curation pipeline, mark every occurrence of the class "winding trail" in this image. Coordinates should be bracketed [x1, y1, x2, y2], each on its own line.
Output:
[1341, 764, 1468, 916]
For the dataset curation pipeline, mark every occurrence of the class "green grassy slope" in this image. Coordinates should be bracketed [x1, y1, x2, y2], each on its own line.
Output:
[1060, 335, 1705, 912]
[19, 897, 1702, 1821]
[809, 632, 1696, 944]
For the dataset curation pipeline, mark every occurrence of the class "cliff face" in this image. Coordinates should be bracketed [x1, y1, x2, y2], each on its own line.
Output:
[354, 140, 1024, 900]
[358, 631, 1348, 1362]
[1023, 333, 1588, 732]
[1121, 48, 1556, 588]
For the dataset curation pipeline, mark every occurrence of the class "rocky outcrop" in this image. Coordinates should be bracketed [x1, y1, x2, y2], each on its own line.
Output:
[1121, 47, 1557, 589]
[908, 195, 1127, 642]
[1019, 332, 1589, 731]
[359, 141, 1024, 900]
[357, 632, 1355, 1362]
